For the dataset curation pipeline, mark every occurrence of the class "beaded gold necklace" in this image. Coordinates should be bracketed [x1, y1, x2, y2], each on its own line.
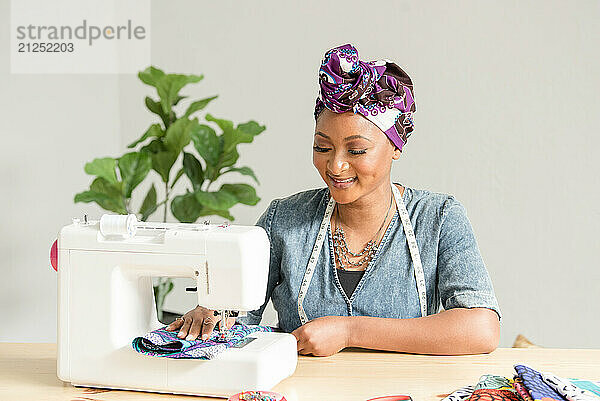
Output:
[332, 191, 393, 270]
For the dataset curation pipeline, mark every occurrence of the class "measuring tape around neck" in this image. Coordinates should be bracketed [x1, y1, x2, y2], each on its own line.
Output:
[297, 184, 427, 325]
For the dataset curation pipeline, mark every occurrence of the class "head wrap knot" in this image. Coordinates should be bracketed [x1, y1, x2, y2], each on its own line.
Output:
[314, 44, 416, 151]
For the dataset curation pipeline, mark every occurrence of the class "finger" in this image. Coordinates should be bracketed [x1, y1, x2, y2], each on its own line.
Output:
[166, 318, 183, 331]
[225, 317, 236, 330]
[200, 317, 217, 341]
[186, 318, 202, 341]
[178, 317, 192, 338]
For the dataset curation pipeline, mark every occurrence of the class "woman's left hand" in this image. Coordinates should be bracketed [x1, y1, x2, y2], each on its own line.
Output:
[291, 316, 351, 357]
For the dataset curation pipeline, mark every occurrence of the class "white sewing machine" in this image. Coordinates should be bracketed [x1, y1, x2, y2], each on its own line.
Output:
[56, 214, 297, 398]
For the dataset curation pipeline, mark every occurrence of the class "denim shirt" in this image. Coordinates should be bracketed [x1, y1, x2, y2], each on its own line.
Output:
[238, 183, 501, 333]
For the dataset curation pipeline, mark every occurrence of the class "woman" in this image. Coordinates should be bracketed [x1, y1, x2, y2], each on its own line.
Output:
[167, 44, 501, 357]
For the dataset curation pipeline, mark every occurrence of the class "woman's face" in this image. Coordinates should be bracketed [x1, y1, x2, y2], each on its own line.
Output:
[313, 109, 401, 204]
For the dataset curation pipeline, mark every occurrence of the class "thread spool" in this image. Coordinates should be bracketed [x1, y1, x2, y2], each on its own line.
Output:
[100, 214, 138, 237]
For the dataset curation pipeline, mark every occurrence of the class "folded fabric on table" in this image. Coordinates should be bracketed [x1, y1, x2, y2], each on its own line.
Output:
[514, 364, 566, 401]
[513, 377, 534, 401]
[568, 380, 600, 398]
[467, 374, 521, 401]
[132, 323, 273, 359]
[542, 374, 600, 401]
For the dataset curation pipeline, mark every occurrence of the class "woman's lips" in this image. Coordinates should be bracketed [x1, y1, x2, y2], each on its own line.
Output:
[327, 174, 357, 189]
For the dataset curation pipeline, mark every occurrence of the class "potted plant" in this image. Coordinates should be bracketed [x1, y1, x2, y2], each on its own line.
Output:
[75, 66, 265, 322]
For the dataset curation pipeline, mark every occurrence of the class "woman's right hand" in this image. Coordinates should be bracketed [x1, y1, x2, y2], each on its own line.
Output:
[165, 305, 236, 341]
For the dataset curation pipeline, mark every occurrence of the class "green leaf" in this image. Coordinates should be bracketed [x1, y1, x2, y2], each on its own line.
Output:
[184, 95, 218, 118]
[84, 158, 118, 184]
[191, 124, 221, 167]
[153, 151, 178, 183]
[118, 152, 152, 198]
[139, 184, 158, 221]
[145, 97, 169, 128]
[206, 113, 234, 134]
[138, 66, 165, 87]
[74, 178, 127, 214]
[220, 183, 260, 206]
[170, 168, 184, 189]
[199, 207, 234, 221]
[173, 95, 187, 106]
[141, 140, 178, 183]
[164, 118, 196, 154]
[237, 120, 266, 137]
[195, 188, 238, 210]
[128, 124, 164, 149]
[183, 152, 204, 191]
[222, 166, 260, 184]
[171, 192, 203, 223]
[156, 73, 203, 115]
[218, 143, 239, 170]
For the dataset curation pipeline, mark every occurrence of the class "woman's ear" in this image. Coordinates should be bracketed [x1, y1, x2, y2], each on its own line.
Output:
[392, 147, 402, 160]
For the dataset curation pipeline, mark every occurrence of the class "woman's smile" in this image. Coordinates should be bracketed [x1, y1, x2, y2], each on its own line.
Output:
[327, 173, 357, 189]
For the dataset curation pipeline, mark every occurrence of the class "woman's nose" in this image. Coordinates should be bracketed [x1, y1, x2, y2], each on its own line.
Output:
[328, 153, 349, 174]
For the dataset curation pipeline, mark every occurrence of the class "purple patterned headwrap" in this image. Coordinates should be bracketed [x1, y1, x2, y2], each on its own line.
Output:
[314, 44, 416, 151]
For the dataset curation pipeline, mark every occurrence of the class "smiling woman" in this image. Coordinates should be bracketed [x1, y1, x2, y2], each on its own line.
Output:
[170, 43, 501, 357]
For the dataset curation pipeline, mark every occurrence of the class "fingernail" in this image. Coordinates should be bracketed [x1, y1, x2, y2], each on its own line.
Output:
[186, 335, 195, 341]
[178, 332, 185, 338]
[201, 334, 208, 340]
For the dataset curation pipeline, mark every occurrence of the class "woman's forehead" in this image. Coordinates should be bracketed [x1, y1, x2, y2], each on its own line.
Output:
[315, 110, 380, 140]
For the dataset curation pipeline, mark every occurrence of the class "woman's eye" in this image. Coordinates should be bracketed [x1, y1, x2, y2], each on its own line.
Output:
[313, 145, 330, 152]
[349, 149, 367, 155]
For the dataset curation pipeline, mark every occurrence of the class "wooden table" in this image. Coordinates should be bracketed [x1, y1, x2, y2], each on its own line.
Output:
[1, 343, 599, 401]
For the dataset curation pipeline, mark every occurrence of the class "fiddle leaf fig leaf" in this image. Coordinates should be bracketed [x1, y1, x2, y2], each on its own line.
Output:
[171, 192, 203, 223]
[156, 73, 203, 115]
[128, 124, 164, 149]
[218, 142, 239, 171]
[118, 152, 152, 198]
[195, 189, 238, 210]
[237, 120, 266, 137]
[74, 177, 126, 214]
[170, 167, 184, 189]
[84, 157, 118, 184]
[183, 152, 204, 191]
[222, 166, 259, 184]
[199, 207, 234, 221]
[164, 118, 197, 154]
[173, 95, 187, 106]
[139, 184, 158, 221]
[191, 124, 221, 167]
[138, 66, 165, 87]
[206, 113, 234, 134]
[221, 183, 260, 206]
[141, 139, 178, 183]
[184, 95, 218, 118]
[145, 97, 169, 128]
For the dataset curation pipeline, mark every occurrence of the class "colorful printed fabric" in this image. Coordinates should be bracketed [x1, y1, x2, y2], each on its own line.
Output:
[132, 323, 273, 359]
[314, 43, 416, 151]
[468, 374, 521, 401]
[569, 380, 600, 397]
[542, 374, 600, 401]
[441, 385, 475, 401]
[513, 364, 566, 401]
[513, 377, 534, 401]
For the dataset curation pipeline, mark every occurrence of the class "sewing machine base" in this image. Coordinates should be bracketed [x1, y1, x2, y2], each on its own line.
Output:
[61, 331, 297, 398]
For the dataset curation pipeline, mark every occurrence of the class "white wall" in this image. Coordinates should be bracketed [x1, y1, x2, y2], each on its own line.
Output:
[2, 0, 599, 348]
[0, 0, 121, 341]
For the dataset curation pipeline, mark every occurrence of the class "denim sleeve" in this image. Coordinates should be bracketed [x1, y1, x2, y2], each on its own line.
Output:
[436, 197, 502, 321]
[236, 199, 281, 326]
